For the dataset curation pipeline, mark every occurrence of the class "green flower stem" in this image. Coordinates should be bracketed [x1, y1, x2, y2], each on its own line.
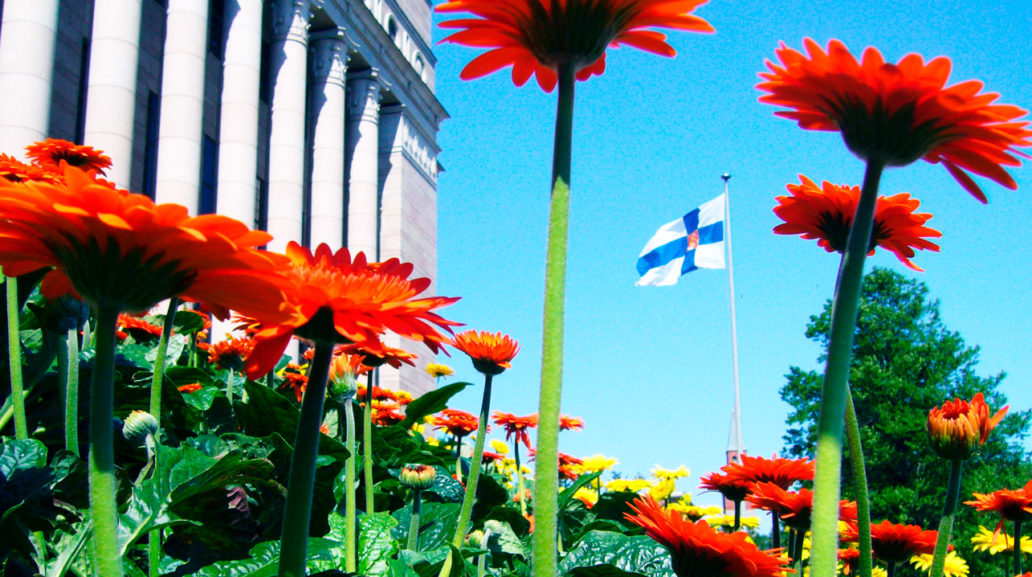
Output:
[771, 513, 781, 549]
[277, 341, 334, 577]
[407, 489, 423, 551]
[532, 59, 576, 577]
[344, 398, 357, 573]
[439, 372, 494, 577]
[733, 500, 741, 532]
[454, 435, 465, 484]
[845, 388, 873, 577]
[148, 531, 162, 577]
[514, 441, 527, 516]
[149, 297, 178, 423]
[928, 458, 963, 577]
[5, 273, 27, 439]
[89, 304, 124, 577]
[58, 326, 81, 455]
[364, 371, 375, 514]
[1014, 520, 1024, 576]
[886, 562, 897, 577]
[810, 159, 884, 577]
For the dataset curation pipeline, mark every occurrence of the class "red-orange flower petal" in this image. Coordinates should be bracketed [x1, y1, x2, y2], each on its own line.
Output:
[843, 520, 937, 564]
[758, 39, 1032, 201]
[434, 408, 480, 437]
[927, 392, 1008, 460]
[452, 330, 519, 375]
[965, 480, 1032, 525]
[559, 414, 585, 431]
[722, 454, 815, 490]
[773, 175, 942, 271]
[24, 138, 112, 174]
[437, 0, 713, 92]
[625, 495, 792, 577]
[493, 411, 538, 449]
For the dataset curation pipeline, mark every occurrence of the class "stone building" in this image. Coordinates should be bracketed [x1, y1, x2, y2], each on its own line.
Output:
[0, 0, 446, 395]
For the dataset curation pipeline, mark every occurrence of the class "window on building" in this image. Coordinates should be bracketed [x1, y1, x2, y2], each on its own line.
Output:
[256, 175, 268, 232]
[199, 136, 218, 214]
[75, 38, 91, 143]
[207, 0, 225, 58]
[142, 91, 161, 199]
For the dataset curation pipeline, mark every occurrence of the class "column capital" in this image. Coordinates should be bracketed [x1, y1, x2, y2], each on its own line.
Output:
[347, 70, 382, 118]
[311, 28, 349, 87]
[271, 0, 311, 43]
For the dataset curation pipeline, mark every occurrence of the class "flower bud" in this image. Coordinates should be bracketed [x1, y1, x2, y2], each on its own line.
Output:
[399, 464, 437, 491]
[123, 410, 159, 445]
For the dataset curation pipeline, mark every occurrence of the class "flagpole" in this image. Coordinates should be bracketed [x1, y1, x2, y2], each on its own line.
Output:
[723, 173, 745, 467]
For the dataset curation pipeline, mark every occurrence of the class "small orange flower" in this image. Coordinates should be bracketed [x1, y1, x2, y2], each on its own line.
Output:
[24, 138, 112, 174]
[559, 414, 585, 431]
[452, 330, 519, 375]
[207, 336, 255, 372]
[372, 406, 406, 427]
[558, 453, 584, 481]
[0, 154, 59, 183]
[437, 0, 714, 92]
[965, 480, 1032, 525]
[345, 342, 418, 369]
[0, 166, 290, 318]
[244, 242, 459, 379]
[773, 175, 941, 271]
[117, 313, 163, 342]
[493, 411, 538, 449]
[758, 39, 1032, 202]
[434, 408, 480, 438]
[843, 520, 937, 564]
[279, 362, 309, 403]
[746, 482, 857, 532]
[177, 383, 203, 394]
[927, 392, 1008, 460]
[723, 454, 815, 490]
[698, 471, 751, 503]
[626, 495, 792, 577]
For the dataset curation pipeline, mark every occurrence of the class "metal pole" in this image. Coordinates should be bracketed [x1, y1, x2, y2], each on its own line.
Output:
[723, 173, 745, 461]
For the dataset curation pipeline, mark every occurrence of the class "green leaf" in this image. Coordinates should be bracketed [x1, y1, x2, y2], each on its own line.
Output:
[557, 471, 601, 512]
[171, 311, 207, 333]
[558, 531, 673, 577]
[180, 384, 219, 411]
[145, 333, 188, 367]
[565, 565, 647, 577]
[45, 519, 92, 577]
[359, 512, 400, 577]
[192, 538, 339, 577]
[483, 519, 525, 558]
[0, 438, 47, 475]
[393, 502, 460, 552]
[398, 382, 471, 429]
[236, 380, 301, 439]
[119, 343, 154, 370]
[424, 466, 464, 502]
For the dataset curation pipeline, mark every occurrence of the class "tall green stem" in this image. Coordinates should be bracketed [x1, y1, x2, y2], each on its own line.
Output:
[345, 396, 357, 572]
[928, 458, 963, 577]
[809, 159, 884, 577]
[407, 489, 423, 551]
[845, 389, 873, 577]
[89, 304, 124, 577]
[5, 273, 27, 439]
[514, 441, 527, 516]
[532, 60, 575, 577]
[364, 371, 375, 514]
[771, 513, 781, 549]
[1014, 520, 1024, 576]
[277, 341, 333, 577]
[149, 298, 178, 422]
[439, 373, 494, 577]
[64, 327, 80, 455]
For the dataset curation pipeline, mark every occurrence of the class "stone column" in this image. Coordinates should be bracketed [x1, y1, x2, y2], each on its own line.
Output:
[346, 71, 381, 260]
[0, 0, 60, 154]
[216, 0, 264, 226]
[265, 0, 310, 252]
[308, 29, 349, 249]
[83, 0, 143, 187]
[154, 0, 210, 212]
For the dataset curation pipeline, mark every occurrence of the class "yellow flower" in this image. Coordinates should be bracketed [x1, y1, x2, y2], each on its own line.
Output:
[572, 487, 598, 507]
[970, 525, 1032, 555]
[666, 501, 722, 522]
[426, 436, 440, 447]
[490, 438, 510, 455]
[651, 464, 690, 482]
[425, 362, 454, 378]
[648, 478, 676, 501]
[705, 514, 760, 529]
[605, 479, 651, 493]
[580, 454, 618, 472]
[910, 551, 969, 577]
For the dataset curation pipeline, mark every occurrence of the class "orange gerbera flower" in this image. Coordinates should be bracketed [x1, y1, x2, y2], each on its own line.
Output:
[723, 454, 815, 490]
[927, 392, 1008, 460]
[558, 452, 584, 481]
[493, 411, 538, 449]
[965, 480, 1032, 525]
[372, 406, 406, 427]
[843, 520, 937, 564]
[243, 242, 459, 379]
[434, 408, 480, 438]
[0, 154, 59, 183]
[345, 342, 418, 369]
[746, 482, 857, 532]
[24, 138, 112, 174]
[177, 383, 203, 394]
[559, 414, 585, 431]
[452, 330, 519, 375]
[116, 313, 163, 342]
[758, 39, 1032, 202]
[279, 362, 309, 402]
[698, 471, 751, 503]
[0, 166, 290, 318]
[207, 336, 254, 372]
[625, 495, 792, 577]
[437, 0, 714, 92]
[773, 175, 941, 271]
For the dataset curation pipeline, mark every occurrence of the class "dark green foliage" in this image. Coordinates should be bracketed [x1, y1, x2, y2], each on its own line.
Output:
[780, 267, 1031, 576]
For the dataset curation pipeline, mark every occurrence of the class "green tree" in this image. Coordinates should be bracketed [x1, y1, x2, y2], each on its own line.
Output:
[780, 267, 1031, 576]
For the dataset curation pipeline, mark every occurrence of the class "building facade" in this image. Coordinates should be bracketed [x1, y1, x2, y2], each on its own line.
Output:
[0, 0, 447, 395]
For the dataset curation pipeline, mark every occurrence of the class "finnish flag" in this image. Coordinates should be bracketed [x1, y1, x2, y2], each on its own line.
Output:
[636, 193, 726, 286]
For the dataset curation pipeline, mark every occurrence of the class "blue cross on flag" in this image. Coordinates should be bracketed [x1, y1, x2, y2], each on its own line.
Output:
[635, 193, 726, 286]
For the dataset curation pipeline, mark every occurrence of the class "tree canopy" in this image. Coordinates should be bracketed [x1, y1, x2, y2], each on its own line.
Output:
[780, 267, 1030, 575]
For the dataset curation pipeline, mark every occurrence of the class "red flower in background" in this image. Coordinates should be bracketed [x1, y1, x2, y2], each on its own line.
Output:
[843, 520, 937, 564]
[25, 138, 112, 174]
[723, 454, 815, 490]
[746, 482, 857, 531]
[927, 392, 1008, 460]
[207, 336, 254, 372]
[773, 175, 941, 271]
[434, 408, 481, 438]
[493, 412, 538, 449]
[699, 471, 751, 503]
[559, 414, 585, 431]
[758, 38, 1032, 201]
[965, 480, 1032, 526]
[451, 330, 519, 375]
[437, 0, 714, 92]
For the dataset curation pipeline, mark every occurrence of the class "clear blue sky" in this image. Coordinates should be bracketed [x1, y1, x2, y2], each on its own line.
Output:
[428, 0, 1032, 506]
